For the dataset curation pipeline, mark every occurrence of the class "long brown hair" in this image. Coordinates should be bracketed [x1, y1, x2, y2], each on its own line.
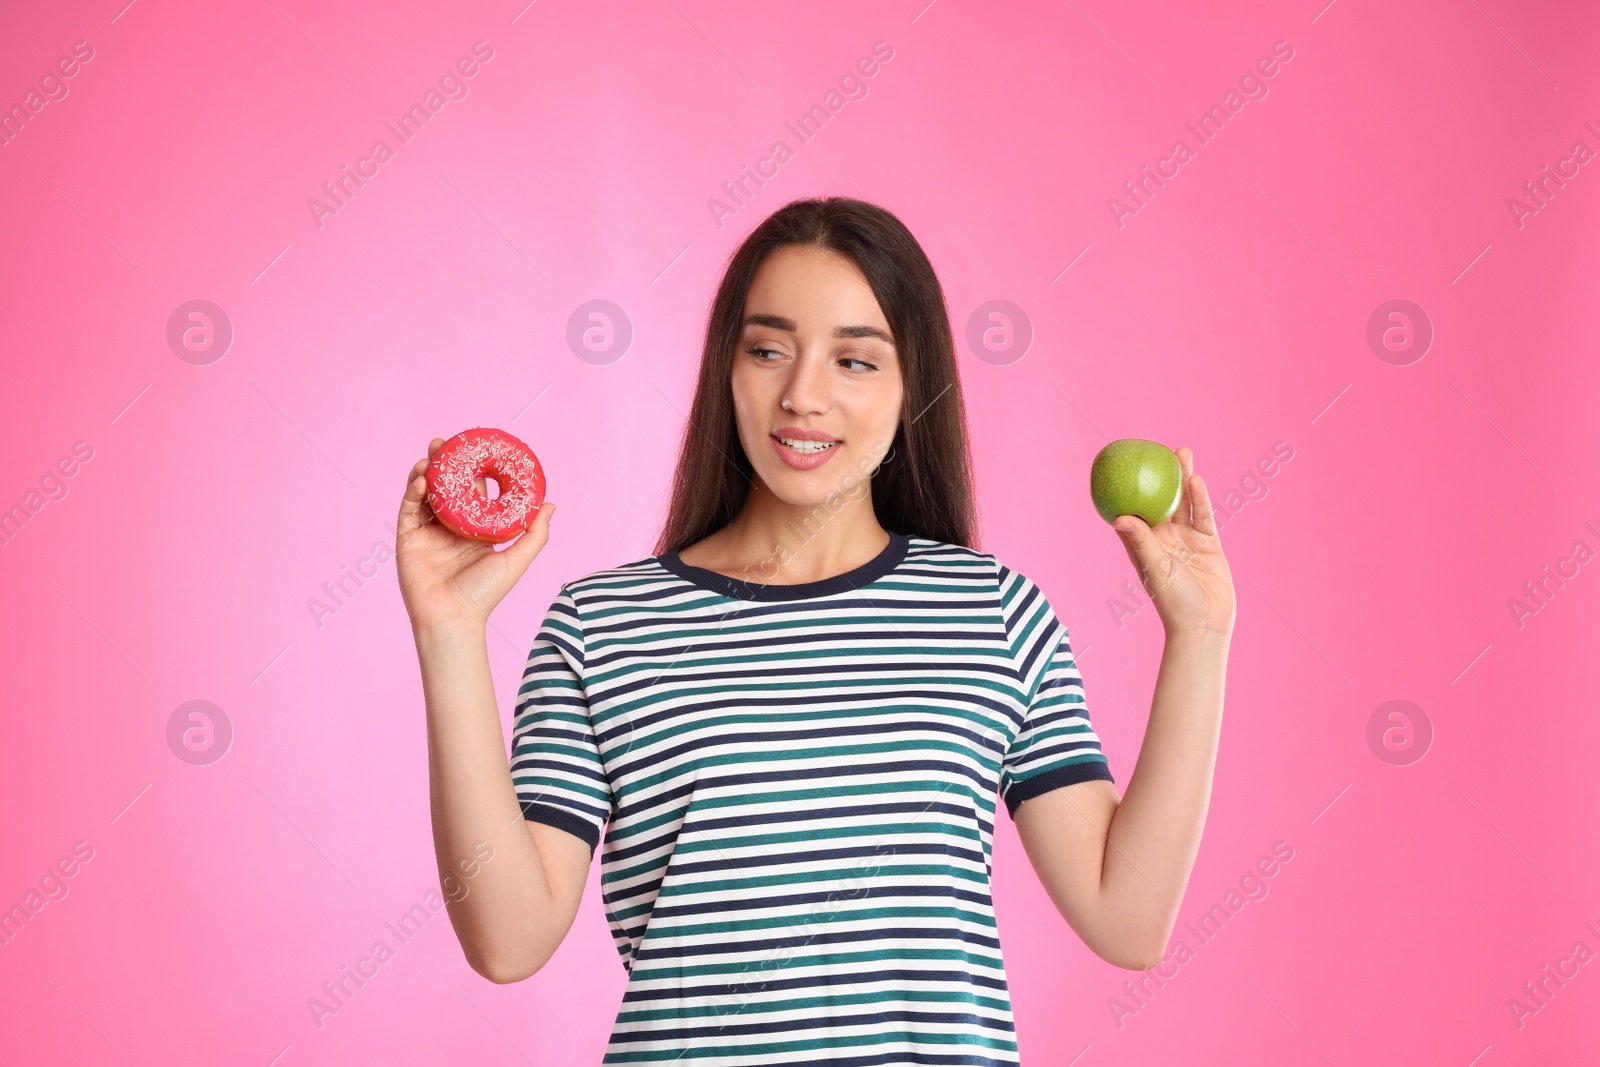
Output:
[653, 196, 979, 556]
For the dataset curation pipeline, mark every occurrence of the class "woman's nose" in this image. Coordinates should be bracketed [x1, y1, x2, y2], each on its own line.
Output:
[780, 354, 830, 415]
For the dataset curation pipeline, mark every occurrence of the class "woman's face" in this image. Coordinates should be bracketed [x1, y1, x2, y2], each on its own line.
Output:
[731, 244, 904, 508]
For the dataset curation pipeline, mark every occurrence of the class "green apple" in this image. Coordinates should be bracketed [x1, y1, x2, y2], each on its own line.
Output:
[1089, 439, 1183, 526]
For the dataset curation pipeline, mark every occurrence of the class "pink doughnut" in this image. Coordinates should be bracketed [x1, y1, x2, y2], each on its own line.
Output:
[424, 427, 547, 544]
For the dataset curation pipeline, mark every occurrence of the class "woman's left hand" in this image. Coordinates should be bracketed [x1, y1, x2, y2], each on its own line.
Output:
[1110, 446, 1237, 641]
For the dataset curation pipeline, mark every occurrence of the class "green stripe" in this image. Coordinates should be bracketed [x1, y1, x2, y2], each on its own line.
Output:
[624, 942, 1008, 982]
[614, 985, 1013, 1024]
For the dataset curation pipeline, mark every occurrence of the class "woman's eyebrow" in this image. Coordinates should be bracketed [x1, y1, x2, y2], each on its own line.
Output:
[743, 313, 893, 345]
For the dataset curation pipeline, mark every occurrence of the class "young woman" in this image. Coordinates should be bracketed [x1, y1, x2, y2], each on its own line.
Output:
[398, 197, 1235, 1065]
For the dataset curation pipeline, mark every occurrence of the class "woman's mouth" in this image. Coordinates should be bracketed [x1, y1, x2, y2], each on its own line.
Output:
[771, 431, 842, 470]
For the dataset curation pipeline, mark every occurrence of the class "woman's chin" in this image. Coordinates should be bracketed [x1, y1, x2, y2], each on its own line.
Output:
[759, 472, 851, 509]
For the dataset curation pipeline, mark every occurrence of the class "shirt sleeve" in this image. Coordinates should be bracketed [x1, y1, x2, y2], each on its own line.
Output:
[997, 564, 1115, 819]
[509, 584, 613, 854]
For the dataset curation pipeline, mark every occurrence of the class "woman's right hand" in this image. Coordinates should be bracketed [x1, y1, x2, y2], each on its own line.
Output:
[396, 436, 556, 635]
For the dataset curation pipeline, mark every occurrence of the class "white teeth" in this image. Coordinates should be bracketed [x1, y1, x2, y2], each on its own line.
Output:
[778, 437, 837, 454]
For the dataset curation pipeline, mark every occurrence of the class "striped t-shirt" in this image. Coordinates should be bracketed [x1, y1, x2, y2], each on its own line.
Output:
[511, 530, 1114, 1065]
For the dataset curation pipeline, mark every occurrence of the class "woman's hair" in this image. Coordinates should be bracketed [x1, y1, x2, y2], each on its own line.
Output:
[653, 196, 979, 556]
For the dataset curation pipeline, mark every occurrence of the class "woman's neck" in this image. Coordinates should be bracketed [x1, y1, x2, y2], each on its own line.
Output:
[675, 487, 890, 585]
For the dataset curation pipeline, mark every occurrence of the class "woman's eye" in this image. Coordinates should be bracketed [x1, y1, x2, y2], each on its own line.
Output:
[840, 356, 878, 372]
[748, 345, 784, 361]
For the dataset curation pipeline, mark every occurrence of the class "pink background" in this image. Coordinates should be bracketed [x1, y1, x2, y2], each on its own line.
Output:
[2, 0, 1597, 1063]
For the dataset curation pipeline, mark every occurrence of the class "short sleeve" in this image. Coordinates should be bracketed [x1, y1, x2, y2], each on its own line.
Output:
[509, 585, 613, 854]
[997, 565, 1114, 819]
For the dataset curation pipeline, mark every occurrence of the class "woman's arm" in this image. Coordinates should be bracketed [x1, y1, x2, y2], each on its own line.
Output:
[416, 620, 592, 982]
[396, 439, 588, 982]
[1014, 630, 1229, 969]
[1014, 445, 1237, 969]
